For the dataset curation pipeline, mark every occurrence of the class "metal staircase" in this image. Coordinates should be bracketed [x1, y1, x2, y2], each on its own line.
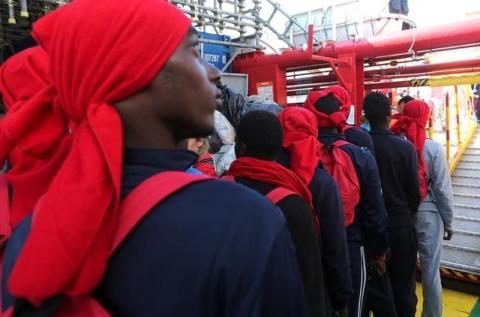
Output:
[442, 128, 480, 277]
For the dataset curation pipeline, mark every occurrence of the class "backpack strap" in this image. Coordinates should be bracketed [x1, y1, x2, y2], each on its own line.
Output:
[265, 187, 297, 205]
[110, 171, 211, 255]
[331, 139, 351, 148]
[221, 175, 235, 182]
[0, 173, 11, 245]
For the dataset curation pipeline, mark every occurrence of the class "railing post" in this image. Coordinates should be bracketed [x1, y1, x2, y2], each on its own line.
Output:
[455, 85, 461, 148]
[446, 93, 451, 162]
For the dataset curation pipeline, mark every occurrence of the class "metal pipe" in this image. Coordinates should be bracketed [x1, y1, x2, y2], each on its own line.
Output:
[428, 117, 434, 139]
[235, 17, 480, 70]
[286, 60, 480, 86]
[199, 38, 260, 49]
[446, 93, 451, 163]
[19, 0, 28, 17]
[172, 1, 257, 22]
[455, 85, 462, 147]
[182, 10, 258, 28]
[7, 0, 16, 24]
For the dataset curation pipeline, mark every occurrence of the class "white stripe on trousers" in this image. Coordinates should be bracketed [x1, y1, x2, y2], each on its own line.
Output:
[357, 246, 367, 317]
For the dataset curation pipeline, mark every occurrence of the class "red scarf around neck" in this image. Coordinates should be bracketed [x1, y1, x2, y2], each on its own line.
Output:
[228, 156, 319, 234]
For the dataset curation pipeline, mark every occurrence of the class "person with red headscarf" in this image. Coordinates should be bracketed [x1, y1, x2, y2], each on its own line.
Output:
[278, 106, 352, 317]
[392, 99, 454, 317]
[0, 47, 71, 233]
[1, 1, 308, 316]
[228, 110, 325, 317]
[363, 92, 421, 317]
[304, 86, 389, 317]
[304, 85, 375, 152]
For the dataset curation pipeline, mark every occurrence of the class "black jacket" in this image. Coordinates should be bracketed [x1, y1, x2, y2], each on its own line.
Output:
[370, 130, 421, 227]
[278, 149, 352, 312]
[235, 177, 327, 317]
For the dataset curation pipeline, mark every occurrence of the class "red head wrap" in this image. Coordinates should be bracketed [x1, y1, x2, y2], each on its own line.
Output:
[279, 107, 321, 185]
[0, 47, 71, 228]
[304, 85, 351, 130]
[9, 0, 191, 304]
[391, 100, 430, 199]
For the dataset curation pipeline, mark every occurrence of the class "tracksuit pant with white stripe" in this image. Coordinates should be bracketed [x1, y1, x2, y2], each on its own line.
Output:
[347, 244, 366, 317]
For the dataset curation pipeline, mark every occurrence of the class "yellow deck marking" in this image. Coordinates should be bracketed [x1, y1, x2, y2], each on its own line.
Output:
[416, 283, 478, 316]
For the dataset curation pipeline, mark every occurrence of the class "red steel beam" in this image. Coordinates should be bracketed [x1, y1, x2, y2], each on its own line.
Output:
[234, 17, 480, 71]
[287, 59, 480, 86]
[366, 59, 480, 76]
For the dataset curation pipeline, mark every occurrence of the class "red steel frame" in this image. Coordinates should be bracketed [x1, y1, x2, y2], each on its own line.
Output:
[233, 17, 480, 125]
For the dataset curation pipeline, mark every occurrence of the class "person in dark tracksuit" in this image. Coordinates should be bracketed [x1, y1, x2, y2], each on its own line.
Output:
[228, 111, 327, 317]
[363, 92, 421, 317]
[304, 87, 389, 317]
[278, 107, 352, 317]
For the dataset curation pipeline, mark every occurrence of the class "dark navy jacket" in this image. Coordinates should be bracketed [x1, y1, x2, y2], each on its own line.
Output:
[278, 149, 353, 311]
[370, 130, 421, 227]
[2, 149, 308, 317]
[318, 135, 388, 257]
[345, 126, 374, 153]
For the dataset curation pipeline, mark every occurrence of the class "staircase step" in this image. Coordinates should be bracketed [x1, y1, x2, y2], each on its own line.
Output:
[452, 183, 480, 195]
[454, 167, 480, 177]
[454, 204, 480, 218]
[457, 160, 480, 168]
[453, 218, 480, 233]
[444, 243, 480, 254]
[454, 193, 480, 206]
[463, 153, 480, 161]
[441, 244, 480, 274]
[455, 215, 480, 222]
[466, 150, 480, 156]
[452, 175, 480, 186]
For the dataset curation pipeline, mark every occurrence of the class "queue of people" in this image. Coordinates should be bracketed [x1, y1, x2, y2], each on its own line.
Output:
[0, 1, 454, 316]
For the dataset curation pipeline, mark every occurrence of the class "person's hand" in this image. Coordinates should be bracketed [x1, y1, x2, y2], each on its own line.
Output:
[333, 307, 348, 317]
[368, 256, 387, 278]
[444, 228, 453, 240]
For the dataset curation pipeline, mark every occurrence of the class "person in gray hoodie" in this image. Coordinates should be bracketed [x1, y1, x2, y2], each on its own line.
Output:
[393, 99, 454, 317]
[416, 136, 454, 317]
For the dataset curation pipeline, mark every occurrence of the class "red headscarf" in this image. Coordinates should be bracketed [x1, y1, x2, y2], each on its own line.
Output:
[278, 107, 321, 185]
[0, 47, 71, 228]
[304, 85, 351, 130]
[391, 100, 430, 199]
[9, 0, 192, 304]
[228, 157, 319, 233]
